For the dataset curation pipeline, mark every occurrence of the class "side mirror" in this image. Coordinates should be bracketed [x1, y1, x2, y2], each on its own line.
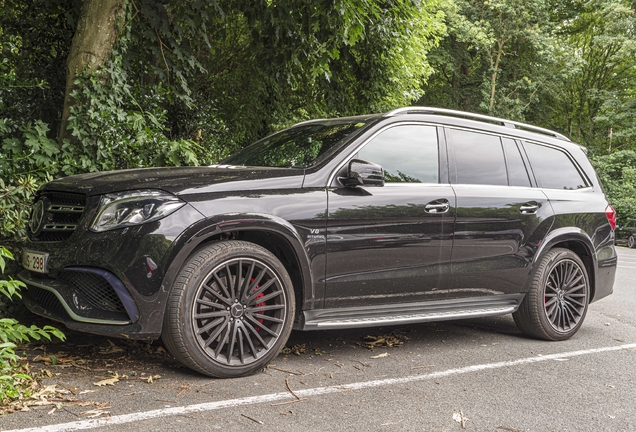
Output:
[339, 159, 384, 187]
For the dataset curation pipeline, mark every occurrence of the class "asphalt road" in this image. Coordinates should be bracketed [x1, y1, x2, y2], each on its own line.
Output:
[2, 247, 635, 432]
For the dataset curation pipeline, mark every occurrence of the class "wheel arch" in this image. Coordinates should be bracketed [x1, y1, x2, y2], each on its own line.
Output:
[532, 227, 597, 301]
[158, 214, 314, 330]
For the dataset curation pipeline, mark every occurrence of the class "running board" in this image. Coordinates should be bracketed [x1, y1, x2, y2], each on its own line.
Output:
[302, 295, 523, 330]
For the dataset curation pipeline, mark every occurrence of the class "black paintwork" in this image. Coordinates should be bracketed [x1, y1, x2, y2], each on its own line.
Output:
[19, 112, 617, 340]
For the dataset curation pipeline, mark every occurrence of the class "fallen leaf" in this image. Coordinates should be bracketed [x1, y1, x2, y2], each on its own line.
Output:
[147, 374, 161, 384]
[370, 352, 389, 359]
[80, 409, 110, 418]
[94, 373, 120, 387]
[281, 344, 307, 356]
[99, 340, 125, 355]
[362, 332, 409, 350]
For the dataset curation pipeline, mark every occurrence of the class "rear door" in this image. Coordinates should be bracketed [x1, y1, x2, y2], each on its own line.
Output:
[446, 128, 554, 299]
[324, 124, 455, 308]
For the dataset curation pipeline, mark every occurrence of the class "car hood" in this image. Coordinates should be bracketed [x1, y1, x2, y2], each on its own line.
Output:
[41, 166, 305, 196]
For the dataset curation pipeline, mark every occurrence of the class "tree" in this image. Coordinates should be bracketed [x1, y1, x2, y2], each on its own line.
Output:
[591, 150, 636, 225]
[59, 0, 124, 140]
[419, 0, 554, 121]
[547, 0, 636, 152]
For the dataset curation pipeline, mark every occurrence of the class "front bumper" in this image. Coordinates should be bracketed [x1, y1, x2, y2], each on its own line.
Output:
[18, 202, 205, 340]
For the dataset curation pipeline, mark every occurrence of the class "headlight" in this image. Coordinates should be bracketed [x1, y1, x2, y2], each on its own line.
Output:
[90, 190, 186, 232]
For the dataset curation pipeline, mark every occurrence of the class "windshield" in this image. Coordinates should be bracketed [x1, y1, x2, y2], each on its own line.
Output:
[222, 120, 369, 168]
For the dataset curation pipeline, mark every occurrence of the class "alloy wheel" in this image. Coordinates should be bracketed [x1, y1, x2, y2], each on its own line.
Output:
[191, 258, 287, 366]
[543, 258, 588, 333]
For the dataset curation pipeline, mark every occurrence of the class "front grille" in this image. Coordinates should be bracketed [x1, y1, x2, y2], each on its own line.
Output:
[28, 286, 68, 316]
[32, 192, 86, 242]
[58, 270, 126, 313]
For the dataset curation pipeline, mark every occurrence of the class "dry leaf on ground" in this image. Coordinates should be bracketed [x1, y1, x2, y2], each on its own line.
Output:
[362, 332, 409, 350]
[99, 340, 125, 355]
[146, 374, 161, 384]
[281, 344, 307, 356]
[370, 352, 389, 359]
[94, 372, 120, 387]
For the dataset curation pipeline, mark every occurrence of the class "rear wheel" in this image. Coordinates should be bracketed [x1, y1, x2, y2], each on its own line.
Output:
[628, 235, 635, 249]
[162, 241, 295, 378]
[513, 248, 589, 341]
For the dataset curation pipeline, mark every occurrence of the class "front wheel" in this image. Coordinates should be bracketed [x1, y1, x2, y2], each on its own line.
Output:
[628, 235, 636, 249]
[513, 248, 589, 341]
[162, 241, 295, 378]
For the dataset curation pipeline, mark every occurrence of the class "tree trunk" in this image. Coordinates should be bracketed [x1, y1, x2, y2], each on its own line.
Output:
[488, 39, 505, 112]
[59, 0, 125, 141]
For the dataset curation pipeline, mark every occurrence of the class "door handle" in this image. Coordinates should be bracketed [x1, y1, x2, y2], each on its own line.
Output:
[425, 199, 450, 214]
[520, 202, 539, 214]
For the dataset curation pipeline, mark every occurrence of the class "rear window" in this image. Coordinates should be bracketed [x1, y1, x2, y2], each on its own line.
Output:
[523, 142, 588, 190]
[503, 138, 532, 187]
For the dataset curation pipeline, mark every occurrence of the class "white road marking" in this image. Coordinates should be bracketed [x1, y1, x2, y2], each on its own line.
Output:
[617, 266, 636, 269]
[6, 343, 636, 432]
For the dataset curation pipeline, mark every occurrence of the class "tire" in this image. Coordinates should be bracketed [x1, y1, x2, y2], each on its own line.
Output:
[161, 240, 295, 378]
[628, 235, 636, 249]
[513, 248, 589, 341]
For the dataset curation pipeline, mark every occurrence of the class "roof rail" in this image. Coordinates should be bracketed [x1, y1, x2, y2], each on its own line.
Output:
[384, 106, 570, 141]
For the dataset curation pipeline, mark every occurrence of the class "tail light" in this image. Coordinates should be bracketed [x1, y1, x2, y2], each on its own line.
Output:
[605, 204, 617, 231]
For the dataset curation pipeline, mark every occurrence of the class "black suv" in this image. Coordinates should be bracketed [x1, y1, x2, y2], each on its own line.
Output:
[618, 219, 636, 248]
[19, 107, 618, 378]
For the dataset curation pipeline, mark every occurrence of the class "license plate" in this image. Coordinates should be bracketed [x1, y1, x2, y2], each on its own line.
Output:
[22, 250, 49, 274]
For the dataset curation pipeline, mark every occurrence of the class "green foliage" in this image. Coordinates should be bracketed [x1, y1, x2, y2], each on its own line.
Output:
[120, 0, 449, 151]
[0, 0, 79, 135]
[419, 0, 555, 121]
[419, 0, 636, 154]
[542, 0, 636, 151]
[0, 247, 24, 299]
[66, 56, 206, 170]
[0, 247, 65, 404]
[0, 176, 40, 244]
[590, 150, 636, 225]
[0, 119, 59, 244]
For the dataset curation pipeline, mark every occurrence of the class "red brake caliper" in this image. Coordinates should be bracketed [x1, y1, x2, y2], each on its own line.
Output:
[251, 278, 265, 331]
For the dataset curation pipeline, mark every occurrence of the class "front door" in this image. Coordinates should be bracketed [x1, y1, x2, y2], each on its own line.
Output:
[324, 124, 455, 308]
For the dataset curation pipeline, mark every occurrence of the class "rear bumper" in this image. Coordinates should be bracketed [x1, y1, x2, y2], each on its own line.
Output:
[592, 250, 617, 303]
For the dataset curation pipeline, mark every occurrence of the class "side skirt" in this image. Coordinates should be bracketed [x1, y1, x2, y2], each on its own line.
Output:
[301, 294, 524, 330]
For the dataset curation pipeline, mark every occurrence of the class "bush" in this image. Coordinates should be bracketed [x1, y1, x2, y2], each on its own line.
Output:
[0, 247, 65, 405]
[590, 150, 636, 226]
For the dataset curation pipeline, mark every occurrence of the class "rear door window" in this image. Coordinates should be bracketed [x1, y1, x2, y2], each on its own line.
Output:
[447, 129, 508, 186]
[523, 142, 588, 190]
